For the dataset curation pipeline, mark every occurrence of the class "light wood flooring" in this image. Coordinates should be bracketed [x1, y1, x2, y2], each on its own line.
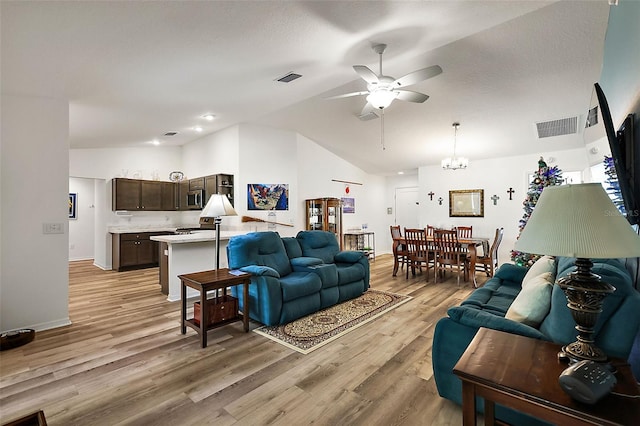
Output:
[0, 255, 487, 425]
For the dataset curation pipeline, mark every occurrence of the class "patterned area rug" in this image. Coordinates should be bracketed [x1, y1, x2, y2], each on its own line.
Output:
[253, 289, 412, 354]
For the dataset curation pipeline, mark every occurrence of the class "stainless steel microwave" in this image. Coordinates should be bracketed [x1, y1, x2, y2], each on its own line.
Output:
[186, 189, 204, 209]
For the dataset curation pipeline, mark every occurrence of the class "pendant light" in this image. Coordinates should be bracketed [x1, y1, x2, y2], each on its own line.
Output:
[441, 122, 469, 170]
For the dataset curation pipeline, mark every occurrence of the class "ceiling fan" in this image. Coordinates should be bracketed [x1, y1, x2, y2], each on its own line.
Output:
[327, 43, 443, 118]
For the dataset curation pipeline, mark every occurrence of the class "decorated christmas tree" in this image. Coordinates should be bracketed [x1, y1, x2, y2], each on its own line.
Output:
[511, 157, 563, 267]
[604, 155, 626, 215]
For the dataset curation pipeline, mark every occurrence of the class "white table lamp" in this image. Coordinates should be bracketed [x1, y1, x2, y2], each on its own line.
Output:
[514, 183, 640, 362]
[200, 194, 237, 269]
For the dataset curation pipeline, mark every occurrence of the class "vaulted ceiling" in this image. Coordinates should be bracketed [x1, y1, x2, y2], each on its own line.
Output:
[1, 1, 610, 175]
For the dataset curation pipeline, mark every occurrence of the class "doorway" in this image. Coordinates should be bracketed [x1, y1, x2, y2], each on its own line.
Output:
[394, 187, 419, 229]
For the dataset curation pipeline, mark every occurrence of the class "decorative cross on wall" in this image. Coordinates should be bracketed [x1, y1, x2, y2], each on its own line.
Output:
[507, 187, 515, 200]
[491, 194, 500, 205]
[428, 191, 435, 201]
[437, 197, 444, 205]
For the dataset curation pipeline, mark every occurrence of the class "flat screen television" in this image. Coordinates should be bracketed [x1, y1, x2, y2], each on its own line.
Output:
[594, 83, 639, 225]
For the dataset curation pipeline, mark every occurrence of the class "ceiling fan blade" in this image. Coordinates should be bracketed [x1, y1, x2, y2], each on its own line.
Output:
[395, 90, 429, 103]
[393, 65, 443, 87]
[358, 102, 379, 120]
[325, 91, 368, 100]
[360, 102, 377, 116]
[353, 65, 379, 84]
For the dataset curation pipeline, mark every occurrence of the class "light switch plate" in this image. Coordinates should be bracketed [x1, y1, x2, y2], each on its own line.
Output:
[43, 223, 64, 234]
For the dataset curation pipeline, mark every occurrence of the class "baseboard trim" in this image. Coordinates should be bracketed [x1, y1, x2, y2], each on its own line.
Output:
[2, 318, 72, 334]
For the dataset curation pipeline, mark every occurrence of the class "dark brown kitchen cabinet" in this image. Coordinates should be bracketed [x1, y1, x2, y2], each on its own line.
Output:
[216, 173, 234, 206]
[161, 181, 178, 210]
[204, 175, 217, 205]
[113, 178, 141, 210]
[140, 180, 162, 210]
[112, 178, 176, 211]
[178, 180, 189, 210]
[112, 232, 169, 271]
[189, 177, 205, 191]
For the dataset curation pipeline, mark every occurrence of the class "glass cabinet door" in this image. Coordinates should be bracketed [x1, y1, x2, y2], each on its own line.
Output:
[305, 198, 343, 248]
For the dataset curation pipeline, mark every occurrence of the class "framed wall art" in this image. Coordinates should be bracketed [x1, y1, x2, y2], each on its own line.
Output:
[247, 184, 289, 210]
[341, 197, 355, 214]
[69, 193, 77, 219]
[449, 189, 484, 217]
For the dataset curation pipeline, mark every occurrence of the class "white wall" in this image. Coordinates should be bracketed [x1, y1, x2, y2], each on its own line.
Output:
[296, 133, 388, 251]
[1, 94, 70, 332]
[599, 1, 640, 128]
[181, 125, 241, 228]
[238, 124, 298, 235]
[69, 177, 96, 261]
[417, 147, 591, 266]
[69, 146, 183, 181]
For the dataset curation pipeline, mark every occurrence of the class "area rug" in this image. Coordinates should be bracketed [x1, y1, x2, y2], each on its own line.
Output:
[253, 289, 412, 354]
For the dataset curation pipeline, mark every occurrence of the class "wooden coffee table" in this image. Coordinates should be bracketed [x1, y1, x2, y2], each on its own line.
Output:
[179, 268, 251, 348]
[453, 327, 640, 426]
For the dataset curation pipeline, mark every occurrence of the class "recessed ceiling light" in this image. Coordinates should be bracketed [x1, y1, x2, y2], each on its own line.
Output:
[193, 126, 203, 132]
[398, 171, 404, 175]
[151, 139, 160, 146]
[202, 114, 215, 121]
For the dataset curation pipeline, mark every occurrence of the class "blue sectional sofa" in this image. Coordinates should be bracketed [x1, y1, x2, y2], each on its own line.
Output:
[226, 230, 369, 326]
[432, 257, 640, 426]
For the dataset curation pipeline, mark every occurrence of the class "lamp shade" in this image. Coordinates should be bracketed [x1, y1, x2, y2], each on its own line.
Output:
[514, 183, 640, 259]
[200, 194, 237, 218]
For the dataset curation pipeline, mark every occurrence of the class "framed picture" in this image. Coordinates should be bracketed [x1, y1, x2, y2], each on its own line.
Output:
[247, 184, 289, 210]
[69, 193, 77, 219]
[449, 189, 484, 217]
[342, 197, 355, 213]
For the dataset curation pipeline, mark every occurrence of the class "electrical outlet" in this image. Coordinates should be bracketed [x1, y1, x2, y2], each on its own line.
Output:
[43, 223, 64, 234]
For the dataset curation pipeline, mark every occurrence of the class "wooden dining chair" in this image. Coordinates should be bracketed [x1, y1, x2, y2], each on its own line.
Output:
[473, 227, 504, 277]
[390, 225, 409, 277]
[404, 228, 434, 282]
[455, 226, 473, 239]
[434, 229, 468, 286]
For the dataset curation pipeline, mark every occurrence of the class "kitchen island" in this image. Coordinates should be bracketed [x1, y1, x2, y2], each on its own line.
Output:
[150, 230, 246, 302]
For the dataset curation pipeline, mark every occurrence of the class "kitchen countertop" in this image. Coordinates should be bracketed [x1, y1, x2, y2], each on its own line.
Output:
[150, 230, 246, 244]
[107, 225, 196, 234]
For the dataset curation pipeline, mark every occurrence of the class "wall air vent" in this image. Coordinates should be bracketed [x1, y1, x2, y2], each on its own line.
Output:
[535, 116, 578, 138]
[164, 131, 178, 137]
[276, 72, 302, 83]
[585, 106, 598, 128]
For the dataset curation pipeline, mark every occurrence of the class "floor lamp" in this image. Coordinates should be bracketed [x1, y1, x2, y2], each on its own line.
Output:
[514, 183, 640, 362]
[200, 194, 237, 269]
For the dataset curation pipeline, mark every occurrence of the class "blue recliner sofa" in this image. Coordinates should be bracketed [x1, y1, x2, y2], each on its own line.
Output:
[432, 257, 640, 426]
[226, 230, 370, 326]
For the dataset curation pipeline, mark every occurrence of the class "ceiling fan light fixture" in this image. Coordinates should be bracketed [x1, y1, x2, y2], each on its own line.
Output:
[366, 89, 397, 109]
[442, 122, 469, 170]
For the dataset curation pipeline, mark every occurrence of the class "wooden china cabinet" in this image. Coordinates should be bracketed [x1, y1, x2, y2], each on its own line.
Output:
[305, 197, 343, 248]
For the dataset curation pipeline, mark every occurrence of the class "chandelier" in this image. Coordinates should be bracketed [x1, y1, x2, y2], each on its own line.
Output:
[441, 122, 468, 170]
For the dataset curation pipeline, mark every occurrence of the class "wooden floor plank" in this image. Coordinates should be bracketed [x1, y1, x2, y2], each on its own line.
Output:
[0, 254, 483, 425]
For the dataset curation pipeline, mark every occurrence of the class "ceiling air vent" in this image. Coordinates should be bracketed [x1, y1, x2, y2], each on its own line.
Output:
[164, 131, 178, 137]
[585, 106, 598, 128]
[535, 116, 578, 138]
[276, 72, 302, 83]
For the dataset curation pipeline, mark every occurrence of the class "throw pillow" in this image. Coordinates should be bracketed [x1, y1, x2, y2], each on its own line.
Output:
[522, 255, 555, 288]
[505, 272, 554, 327]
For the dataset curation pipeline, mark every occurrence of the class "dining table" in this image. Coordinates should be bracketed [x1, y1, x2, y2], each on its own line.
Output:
[393, 234, 490, 288]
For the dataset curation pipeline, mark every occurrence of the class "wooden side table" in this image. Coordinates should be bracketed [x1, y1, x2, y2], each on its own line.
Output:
[178, 268, 251, 348]
[453, 327, 640, 426]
